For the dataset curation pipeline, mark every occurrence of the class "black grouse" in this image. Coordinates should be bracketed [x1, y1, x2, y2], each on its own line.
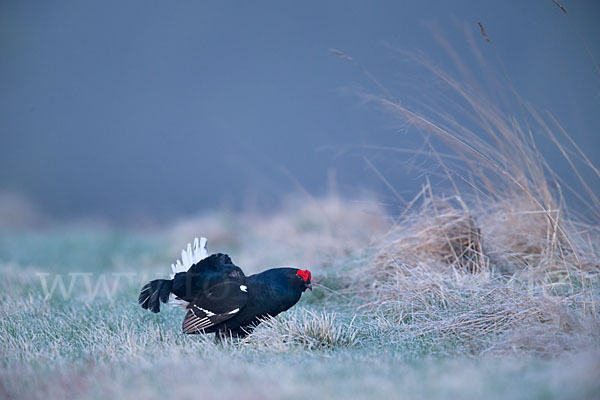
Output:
[138, 237, 312, 337]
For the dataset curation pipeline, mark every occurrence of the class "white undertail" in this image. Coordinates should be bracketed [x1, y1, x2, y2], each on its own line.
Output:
[169, 237, 208, 308]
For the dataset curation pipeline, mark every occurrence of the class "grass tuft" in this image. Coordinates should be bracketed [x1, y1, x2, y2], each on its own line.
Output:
[240, 310, 360, 351]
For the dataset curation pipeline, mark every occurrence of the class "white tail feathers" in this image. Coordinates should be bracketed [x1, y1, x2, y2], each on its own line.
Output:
[170, 237, 208, 279]
[169, 237, 209, 309]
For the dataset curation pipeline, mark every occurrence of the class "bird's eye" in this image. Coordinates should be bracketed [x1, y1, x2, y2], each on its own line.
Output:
[296, 269, 311, 282]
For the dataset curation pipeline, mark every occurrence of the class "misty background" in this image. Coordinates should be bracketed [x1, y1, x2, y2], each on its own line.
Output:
[1, 1, 599, 224]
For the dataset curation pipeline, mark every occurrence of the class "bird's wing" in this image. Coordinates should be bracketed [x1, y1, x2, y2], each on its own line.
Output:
[182, 281, 249, 334]
[186, 252, 237, 275]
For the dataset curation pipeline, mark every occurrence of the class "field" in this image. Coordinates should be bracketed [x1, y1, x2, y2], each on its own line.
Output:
[2, 35, 600, 399]
[1, 190, 599, 399]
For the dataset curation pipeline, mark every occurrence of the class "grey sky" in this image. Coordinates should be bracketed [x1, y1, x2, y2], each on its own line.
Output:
[1, 1, 599, 221]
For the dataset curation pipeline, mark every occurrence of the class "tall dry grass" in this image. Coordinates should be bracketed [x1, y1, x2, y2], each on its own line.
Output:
[332, 35, 600, 355]
[161, 53, 600, 354]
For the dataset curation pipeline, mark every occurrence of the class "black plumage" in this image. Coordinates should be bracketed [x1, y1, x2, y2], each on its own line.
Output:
[139, 252, 312, 337]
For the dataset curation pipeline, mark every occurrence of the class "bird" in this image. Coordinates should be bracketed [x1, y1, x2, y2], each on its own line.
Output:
[138, 237, 312, 337]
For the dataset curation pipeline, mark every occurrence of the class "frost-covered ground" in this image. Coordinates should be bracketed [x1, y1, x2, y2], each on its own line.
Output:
[3, 27, 600, 399]
[1, 195, 598, 399]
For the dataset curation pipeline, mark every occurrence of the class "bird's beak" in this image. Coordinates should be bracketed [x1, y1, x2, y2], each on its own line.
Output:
[305, 282, 313, 291]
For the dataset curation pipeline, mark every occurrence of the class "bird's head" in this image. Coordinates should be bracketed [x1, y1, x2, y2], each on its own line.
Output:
[296, 269, 312, 292]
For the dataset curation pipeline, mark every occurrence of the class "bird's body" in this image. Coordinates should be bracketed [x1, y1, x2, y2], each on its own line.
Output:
[138, 238, 311, 337]
[200, 268, 308, 336]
